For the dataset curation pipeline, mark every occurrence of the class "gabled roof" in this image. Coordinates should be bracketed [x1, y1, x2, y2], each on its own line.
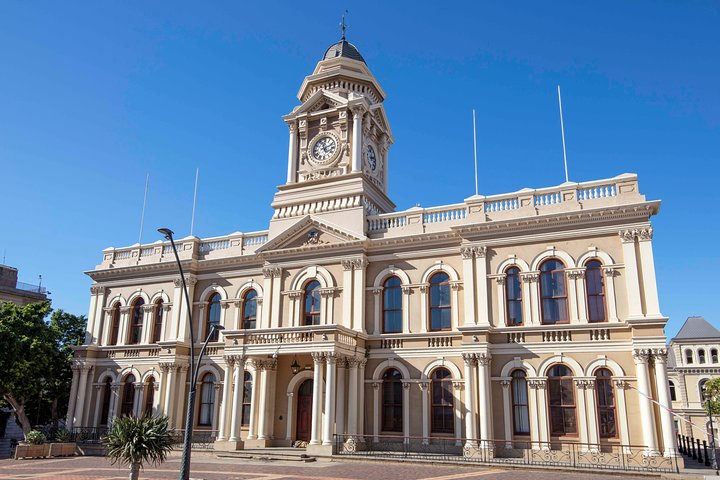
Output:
[672, 316, 720, 341]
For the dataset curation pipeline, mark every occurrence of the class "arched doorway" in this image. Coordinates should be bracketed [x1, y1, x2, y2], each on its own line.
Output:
[296, 379, 313, 442]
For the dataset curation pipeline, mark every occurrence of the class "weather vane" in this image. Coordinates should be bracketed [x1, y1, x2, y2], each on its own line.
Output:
[341, 10, 348, 40]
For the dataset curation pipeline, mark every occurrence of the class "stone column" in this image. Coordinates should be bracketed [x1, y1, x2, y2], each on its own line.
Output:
[653, 348, 677, 456]
[420, 381, 430, 444]
[573, 379, 592, 449]
[352, 258, 367, 333]
[602, 267, 620, 322]
[371, 287, 382, 335]
[522, 273, 540, 325]
[142, 304, 155, 344]
[347, 358, 359, 437]
[133, 382, 144, 417]
[461, 246, 477, 326]
[633, 349, 659, 454]
[108, 383, 120, 424]
[475, 246, 490, 327]
[351, 107, 364, 172]
[582, 378, 600, 448]
[342, 260, 354, 330]
[72, 365, 92, 428]
[160, 363, 175, 425]
[256, 360, 271, 440]
[175, 276, 197, 342]
[566, 270, 581, 323]
[310, 353, 324, 445]
[358, 358, 367, 436]
[462, 353, 477, 444]
[118, 306, 131, 345]
[86, 286, 102, 344]
[247, 361, 261, 440]
[619, 230, 643, 319]
[66, 364, 81, 428]
[637, 228, 661, 317]
[322, 354, 338, 445]
[495, 276, 507, 326]
[285, 392, 294, 441]
[613, 379, 632, 453]
[336, 358, 347, 437]
[529, 378, 549, 448]
[452, 381, 464, 446]
[569, 269, 588, 323]
[263, 359, 278, 440]
[286, 121, 298, 183]
[500, 379, 513, 447]
[401, 287, 411, 333]
[372, 381, 380, 442]
[219, 356, 237, 442]
[261, 267, 278, 329]
[174, 365, 189, 428]
[92, 384, 103, 427]
[477, 354, 492, 449]
[151, 377, 161, 414]
[450, 282, 461, 331]
[402, 381, 410, 444]
[419, 284, 429, 333]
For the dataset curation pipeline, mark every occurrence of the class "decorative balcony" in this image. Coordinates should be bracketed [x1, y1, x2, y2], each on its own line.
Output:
[222, 324, 365, 356]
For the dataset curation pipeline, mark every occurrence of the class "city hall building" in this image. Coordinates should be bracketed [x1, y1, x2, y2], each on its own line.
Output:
[69, 35, 677, 461]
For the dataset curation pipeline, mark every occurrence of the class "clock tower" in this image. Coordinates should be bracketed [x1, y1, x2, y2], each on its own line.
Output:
[268, 33, 395, 240]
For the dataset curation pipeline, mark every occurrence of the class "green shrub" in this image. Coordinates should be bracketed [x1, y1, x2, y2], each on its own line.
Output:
[25, 430, 46, 445]
[55, 428, 71, 443]
[102, 415, 173, 480]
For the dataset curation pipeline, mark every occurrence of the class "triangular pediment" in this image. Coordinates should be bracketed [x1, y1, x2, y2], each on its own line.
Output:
[290, 90, 349, 117]
[258, 216, 365, 253]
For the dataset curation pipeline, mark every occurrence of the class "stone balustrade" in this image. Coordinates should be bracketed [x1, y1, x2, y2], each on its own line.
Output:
[366, 173, 643, 237]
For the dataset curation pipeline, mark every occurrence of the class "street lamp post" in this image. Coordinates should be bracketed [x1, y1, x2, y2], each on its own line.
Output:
[159, 228, 225, 480]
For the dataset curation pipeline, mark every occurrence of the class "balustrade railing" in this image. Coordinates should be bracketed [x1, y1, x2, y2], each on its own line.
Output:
[334, 435, 678, 473]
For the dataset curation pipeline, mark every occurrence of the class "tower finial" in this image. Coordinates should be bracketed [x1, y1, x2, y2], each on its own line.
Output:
[341, 11, 348, 41]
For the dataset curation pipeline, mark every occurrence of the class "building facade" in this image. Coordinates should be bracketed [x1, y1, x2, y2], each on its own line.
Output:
[667, 316, 720, 443]
[69, 36, 677, 459]
[0, 264, 47, 306]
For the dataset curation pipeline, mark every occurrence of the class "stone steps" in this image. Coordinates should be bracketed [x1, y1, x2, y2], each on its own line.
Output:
[216, 448, 316, 463]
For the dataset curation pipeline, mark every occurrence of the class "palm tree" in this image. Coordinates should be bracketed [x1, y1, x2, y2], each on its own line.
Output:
[102, 415, 174, 480]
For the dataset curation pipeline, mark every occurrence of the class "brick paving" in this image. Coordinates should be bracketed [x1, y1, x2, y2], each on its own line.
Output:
[0, 452, 657, 480]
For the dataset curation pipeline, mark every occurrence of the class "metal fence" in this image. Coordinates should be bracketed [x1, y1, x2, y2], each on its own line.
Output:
[70, 427, 215, 450]
[334, 435, 679, 474]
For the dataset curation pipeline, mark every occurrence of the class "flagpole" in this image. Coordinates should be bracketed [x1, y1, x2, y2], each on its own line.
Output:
[138, 173, 149, 244]
[190, 168, 199, 236]
[558, 85, 569, 183]
[472, 109, 479, 196]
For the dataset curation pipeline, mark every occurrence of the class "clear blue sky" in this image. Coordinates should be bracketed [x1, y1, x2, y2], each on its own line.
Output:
[1, 2, 718, 338]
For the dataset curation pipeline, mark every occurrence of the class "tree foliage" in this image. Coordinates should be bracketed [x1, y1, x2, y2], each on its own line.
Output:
[702, 377, 720, 415]
[0, 300, 86, 433]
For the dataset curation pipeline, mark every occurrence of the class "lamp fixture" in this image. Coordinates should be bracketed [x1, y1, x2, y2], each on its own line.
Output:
[291, 357, 301, 375]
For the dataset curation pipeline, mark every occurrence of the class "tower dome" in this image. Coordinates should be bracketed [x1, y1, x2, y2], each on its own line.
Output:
[322, 39, 365, 63]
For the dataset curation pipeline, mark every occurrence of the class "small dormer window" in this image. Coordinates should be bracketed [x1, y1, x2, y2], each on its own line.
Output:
[699, 349, 707, 364]
[685, 349, 694, 364]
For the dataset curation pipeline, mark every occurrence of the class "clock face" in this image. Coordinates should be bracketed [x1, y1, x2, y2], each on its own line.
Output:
[312, 136, 337, 161]
[366, 145, 377, 171]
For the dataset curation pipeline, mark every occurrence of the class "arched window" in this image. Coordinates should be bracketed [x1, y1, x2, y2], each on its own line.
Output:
[206, 293, 221, 341]
[540, 260, 568, 324]
[108, 303, 121, 346]
[669, 381, 677, 401]
[303, 280, 321, 326]
[429, 272, 451, 331]
[511, 370, 530, 434]
[430, 368, 453, 434]
[99, 378, 112, 426]
[699, 379, 709, 401]
[120, 375, 136, 417]
[383, 276, 402, 333]
[505, 267, 523, 326]
[699, 349, 707, 364]
[381, 368, 403, 432]
[242, 290, 258, 330]
[686, 349, 694, 364]
[198, 373, 216, 427]
[241, 371, 252, 426]
[713, 349, 719, 363]
[595, 368, 617, 438]
[151, 300, 164, 343]
[548, 364, 576, 436]
[144, 377, 155, 416]
[585, 260, 606, 322]
[128, 298, 145, 345]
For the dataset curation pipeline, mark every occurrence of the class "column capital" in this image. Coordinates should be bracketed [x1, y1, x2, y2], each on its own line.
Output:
[251, 358, 265, 370]
[461, 352, 477, 366]
[637, 227, 654, 242]
[287, 120, 298, 133]
[142, 305, 155, 313]
[652, 348, 668, 363]
[602, 266, 619, 277]
[574, 379, 595, 389]
[262, 265, 282, 278]
[311, 352, 325, 364]
[633, 348, 653, 364]
[372, 381, 381, 390]
[90, 285, 106, 296]
[452, 381, 464, 391]
[500, 379, 511, 388]
[325, 353, 338, 365]
[520, 272, 540, 283]
[566, 268, 586, 280]
[119, 306, 132, 314]
[613, 379, 630, 390]
[418, 381, 430, 390]
[460, 246, 475, 259]
[173, 275, 197, 288]
[401, 381, 411, 390]
[346, 356, 361, 368]
[618, 229, 637, 243]
[476, 353, 492, 366]
[527, 378, 547, 389]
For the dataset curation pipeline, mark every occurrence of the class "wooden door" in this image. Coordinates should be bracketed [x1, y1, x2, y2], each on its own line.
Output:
[296, 379, 313, 442]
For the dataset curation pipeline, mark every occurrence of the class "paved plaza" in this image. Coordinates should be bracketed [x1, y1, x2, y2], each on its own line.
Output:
[0, 452, 673, 480]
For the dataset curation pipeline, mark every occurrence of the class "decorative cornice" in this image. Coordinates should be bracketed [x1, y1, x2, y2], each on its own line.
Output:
[262, 266, 282, 278]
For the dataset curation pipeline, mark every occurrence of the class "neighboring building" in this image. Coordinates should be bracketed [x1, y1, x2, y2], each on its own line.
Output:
[69, 34, 676, 462]
[667, 316, 720, 442]
[0, 265, 47, 306]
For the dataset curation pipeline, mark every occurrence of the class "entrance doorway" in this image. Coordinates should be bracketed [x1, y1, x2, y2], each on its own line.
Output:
[296, 379, 313, 442]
